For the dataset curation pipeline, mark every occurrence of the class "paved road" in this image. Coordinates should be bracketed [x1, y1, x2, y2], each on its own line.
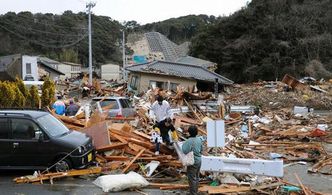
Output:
[0, 171, 182, 195]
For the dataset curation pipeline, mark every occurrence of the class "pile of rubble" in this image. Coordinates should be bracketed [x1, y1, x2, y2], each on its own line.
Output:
[14, 75, 332, 194]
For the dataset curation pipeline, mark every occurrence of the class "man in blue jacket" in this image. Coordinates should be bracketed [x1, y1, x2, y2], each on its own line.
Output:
[52, 96, 65, 115]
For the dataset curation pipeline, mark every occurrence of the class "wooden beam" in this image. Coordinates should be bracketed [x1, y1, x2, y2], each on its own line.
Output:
[294, 173, 311, 195]
[122, 149, 145, 174]
[104, 156, 130, 161]
[110, 132, 128, 143]
[14, 167, 102, 184]
[97, 142, 127, 152]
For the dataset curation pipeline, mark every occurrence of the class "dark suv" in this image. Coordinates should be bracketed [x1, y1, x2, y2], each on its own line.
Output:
[0, 110, 95, 171]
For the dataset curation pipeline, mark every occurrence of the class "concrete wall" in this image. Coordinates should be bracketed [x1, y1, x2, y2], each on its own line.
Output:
[101, 64, 120, 81]
[129, 72, 196, 92]
[22, 55, 38, 81]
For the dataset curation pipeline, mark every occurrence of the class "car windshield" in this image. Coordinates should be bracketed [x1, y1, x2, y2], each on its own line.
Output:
[37, 114, 69, 137]
[119, 99, 133, 108]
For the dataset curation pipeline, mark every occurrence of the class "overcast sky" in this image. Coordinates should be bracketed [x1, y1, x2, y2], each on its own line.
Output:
[0, 0, 249, 24]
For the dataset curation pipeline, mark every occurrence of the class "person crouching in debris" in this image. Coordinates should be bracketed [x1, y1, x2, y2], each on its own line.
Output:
[151, 117, 178, 155]
[182, 125, 203, 195]
[66, 99, 79, 116]
[52, 96, 66, 115]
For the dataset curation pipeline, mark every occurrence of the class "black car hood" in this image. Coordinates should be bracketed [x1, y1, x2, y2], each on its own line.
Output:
[55, 130, 91, 148]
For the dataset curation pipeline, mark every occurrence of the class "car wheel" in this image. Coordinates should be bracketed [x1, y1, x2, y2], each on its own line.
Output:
[55, 158, 72, 172]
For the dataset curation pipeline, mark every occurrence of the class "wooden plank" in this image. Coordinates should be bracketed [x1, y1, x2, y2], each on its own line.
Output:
[248, 120, 253, 138]
[104, 156, 130, 161]
[110, 132, 128, 143]
[184, 99, 202, 122]
[294, 173, 311, 195]
[149, 183, 187, 188]
[129, 138, 154, 149]
[81, 121, 110, 149]
[160, 161, 183, 168]
[110, 129, 145, 141]
[128, 143, 155, 155]
[107, 117, 136, 121]
[133, 130, 151, 141]
[206, 182, 282, 194]
[123, 147, 152, 157]
[137, 155, 174, 161]
[259, 126, 273, 132]
[14, 167, 102, 184]
[122, 149, 145, 174]
[95, 154, 108, 163]
[97, 142, 127, 152]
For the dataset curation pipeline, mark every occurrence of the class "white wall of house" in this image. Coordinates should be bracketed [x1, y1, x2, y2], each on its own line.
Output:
[101, 64, 120, 81]
[58, 64, 71, 80]
[22, 55, 38, 81]
[129, 72, 197, 93]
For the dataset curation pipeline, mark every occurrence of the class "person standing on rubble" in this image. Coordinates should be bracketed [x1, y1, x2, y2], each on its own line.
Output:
[149, 95, 172, 123]
[152, 117, 178, 155]
[182, 125, 203, 195]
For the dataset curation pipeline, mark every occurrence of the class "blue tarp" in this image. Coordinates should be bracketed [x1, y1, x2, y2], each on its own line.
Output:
[133, 55, 147, 64]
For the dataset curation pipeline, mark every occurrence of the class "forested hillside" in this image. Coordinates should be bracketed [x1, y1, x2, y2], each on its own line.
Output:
[134, 15, 218, 44]
[0, 11, 123, 66]
[1, 0, 331, 83]
[190, 0, 332, 82]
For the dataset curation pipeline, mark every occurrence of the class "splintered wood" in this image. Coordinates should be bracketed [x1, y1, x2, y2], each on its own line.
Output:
[96, 123, 180, 173]
[14, 167, 102, 184]
[40, 78, 331, 193]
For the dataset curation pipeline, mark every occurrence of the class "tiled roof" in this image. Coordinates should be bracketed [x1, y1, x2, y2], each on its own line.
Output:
[175, 56, 215, 69]
[38, 57, 65, 75]
[125, 60, 233, 84]
[144, 32, 187, 61]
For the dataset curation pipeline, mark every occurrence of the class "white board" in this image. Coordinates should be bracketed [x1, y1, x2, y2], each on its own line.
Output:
[207, 120, 225, 147]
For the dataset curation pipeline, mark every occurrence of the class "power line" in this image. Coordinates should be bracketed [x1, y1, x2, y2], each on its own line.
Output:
[0, 18, 86, 38]
[12, 13, 88, 31]
[0, 23, 87, 48]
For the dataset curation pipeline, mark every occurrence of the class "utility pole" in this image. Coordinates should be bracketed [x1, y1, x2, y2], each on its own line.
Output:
[122, 30, 127, 81]
[87, 2, 95, 85]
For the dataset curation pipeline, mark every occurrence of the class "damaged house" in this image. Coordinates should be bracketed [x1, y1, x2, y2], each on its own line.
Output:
[0, 54, 65, 81]
[125, 60, 233, 93]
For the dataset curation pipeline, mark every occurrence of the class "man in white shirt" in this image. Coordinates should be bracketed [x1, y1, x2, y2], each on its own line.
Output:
[149, 95, 171, 123]
[149, 95, 174, 155]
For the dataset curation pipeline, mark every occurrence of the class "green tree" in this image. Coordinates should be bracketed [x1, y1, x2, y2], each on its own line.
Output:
[0, 81, 16, 107]
[190, 0, 332, 82]
[41, 89, 50, 108]
[28, 85, 40, 108]
[11, 83, 26, 108]
[15, 77, 31, 106]
[41, 78, 55, 107]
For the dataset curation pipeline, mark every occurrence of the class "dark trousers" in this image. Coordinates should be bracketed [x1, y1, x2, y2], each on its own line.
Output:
[155, 134, 170, 152]
[187, 162, 201, 195]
